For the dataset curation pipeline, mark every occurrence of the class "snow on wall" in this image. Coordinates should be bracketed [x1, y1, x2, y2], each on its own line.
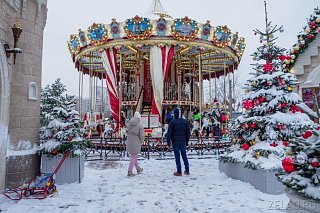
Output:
[6, 140, 39, 157]
[0, 124, 8, 192]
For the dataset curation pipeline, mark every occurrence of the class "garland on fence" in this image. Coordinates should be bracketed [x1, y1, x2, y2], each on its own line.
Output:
[283, 8, 320, 71]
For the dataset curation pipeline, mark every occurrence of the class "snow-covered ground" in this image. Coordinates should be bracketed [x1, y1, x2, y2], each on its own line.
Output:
[0, 158, 289, 213]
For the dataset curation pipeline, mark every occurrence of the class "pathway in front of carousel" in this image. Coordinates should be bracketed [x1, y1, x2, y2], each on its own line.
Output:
[0, 158, 289, 213]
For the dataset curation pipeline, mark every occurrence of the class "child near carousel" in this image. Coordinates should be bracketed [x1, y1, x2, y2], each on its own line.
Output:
[126, 112, 144, 177]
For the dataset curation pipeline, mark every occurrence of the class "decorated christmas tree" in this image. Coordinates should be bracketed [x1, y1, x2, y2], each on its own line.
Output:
[220, 2, 317, 170]
[38, 98, 90, 157]
[277, 128, 320, 200]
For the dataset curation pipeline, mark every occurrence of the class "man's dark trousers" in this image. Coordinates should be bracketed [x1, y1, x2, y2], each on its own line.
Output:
[173, 143, 189, 174]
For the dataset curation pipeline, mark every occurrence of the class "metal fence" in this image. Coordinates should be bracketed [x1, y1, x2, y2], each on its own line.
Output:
[84, 136, 232, 161]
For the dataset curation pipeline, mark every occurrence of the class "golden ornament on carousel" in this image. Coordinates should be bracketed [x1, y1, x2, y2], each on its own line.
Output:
[250, 140, 256, 145]
[287, 86, 293, 91]
[317, 18, 320, 23]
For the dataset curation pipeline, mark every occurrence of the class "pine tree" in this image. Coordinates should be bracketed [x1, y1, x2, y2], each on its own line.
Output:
[38, 98, 90, 156]
[277, 128, 320, 200]
[220, 1, 316, 170]
[40, 78, 67, 127]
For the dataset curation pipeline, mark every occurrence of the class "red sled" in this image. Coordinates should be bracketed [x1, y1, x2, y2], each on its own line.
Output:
[3, 150, 70, 200]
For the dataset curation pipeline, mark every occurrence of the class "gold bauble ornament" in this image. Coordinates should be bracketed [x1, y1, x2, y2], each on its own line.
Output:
[255, 152, 260, 159]
[316, 18, 320, 23]
[286, 149, 293, 156]
[251, 140, 256, 145]
[288, 86, 293, 91]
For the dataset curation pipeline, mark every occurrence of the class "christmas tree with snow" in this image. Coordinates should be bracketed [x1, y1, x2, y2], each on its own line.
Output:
[277, 128, 320, 200]
[38, 98, 90, 157]
[220, 2, 317, 170]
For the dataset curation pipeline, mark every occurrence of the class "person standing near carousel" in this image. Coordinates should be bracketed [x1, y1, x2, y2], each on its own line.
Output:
[126, 112, 144, 177]
[167, 107, 191, 176]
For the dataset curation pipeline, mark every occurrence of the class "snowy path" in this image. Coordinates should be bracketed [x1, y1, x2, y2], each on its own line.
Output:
[0, 158, 289, 213]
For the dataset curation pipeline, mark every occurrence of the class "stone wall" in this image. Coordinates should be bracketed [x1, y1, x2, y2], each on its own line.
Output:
[0, 0, 47, 189]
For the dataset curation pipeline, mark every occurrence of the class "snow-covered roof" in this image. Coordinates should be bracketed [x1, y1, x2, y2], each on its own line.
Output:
[300, 64, 320, 88]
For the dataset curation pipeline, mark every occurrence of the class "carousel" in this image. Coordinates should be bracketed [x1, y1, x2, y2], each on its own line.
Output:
[67, 0, 246, 137]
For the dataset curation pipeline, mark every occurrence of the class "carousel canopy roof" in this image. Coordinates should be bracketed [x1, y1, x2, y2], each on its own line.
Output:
[68, 1, 246, 79]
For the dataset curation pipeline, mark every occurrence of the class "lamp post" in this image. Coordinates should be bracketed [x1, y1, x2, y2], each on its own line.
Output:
[11, 21, 22, 64]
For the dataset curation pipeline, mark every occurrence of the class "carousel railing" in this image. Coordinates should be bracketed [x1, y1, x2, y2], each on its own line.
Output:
[84, 136, 231, 161]
[164, 82, 178, 101]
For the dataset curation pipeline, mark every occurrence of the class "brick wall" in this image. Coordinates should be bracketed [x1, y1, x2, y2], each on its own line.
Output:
[0, 0, 47, 189]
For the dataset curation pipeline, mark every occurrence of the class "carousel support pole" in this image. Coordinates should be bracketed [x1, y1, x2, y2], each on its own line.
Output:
[79, 65, 83, 118]
[177, 54, 182, 101]
[232, 64, 236, 117]
[223, 60, 226, 107]
[81, 70, 84, 117]
[119, 53, 122, 135]
[209, 51, 212, 104]
[223, 60, 227, 133]
[135, 54, 140, 103]
[214, 69, 217, 100]
[88, 54, 93, 138]
[101, 76, 104, 117]
[198, 49, 202, 130]
[94, 75, 97, 114]
[78, 69, 81, 113]
[228, 73, 232, 119]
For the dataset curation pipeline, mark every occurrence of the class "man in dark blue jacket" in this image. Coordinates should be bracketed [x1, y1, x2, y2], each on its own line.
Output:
[166, 107, 191, 176]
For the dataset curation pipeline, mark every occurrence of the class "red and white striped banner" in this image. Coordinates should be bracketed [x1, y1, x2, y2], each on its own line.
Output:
[101, 48, 120, 130]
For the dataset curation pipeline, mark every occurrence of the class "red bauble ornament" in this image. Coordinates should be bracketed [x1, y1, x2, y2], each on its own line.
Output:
[282, 158, 295, 173]
[281, 102, 287, 108]
[263, 62, 273, 72]
[310, 21, 316, 28]
[270, 142, 278, 147]
[51, 149, 58, 155]
[302, 130, 313, 139]
[254, 32, 257, 35]
[68, 136, 73, 141]
[279, 55, 287, 61]
[243, 100, 253, 110]
[290, 104, 301, 113]
[308, 34, 314, 40]
[250, 123, 256, 129]
[286, 55, 292, 60]
[242, 143, 250, 150]
[282, 141, 289, 147]
[311, 161, 319, 168]
[258, 96, 266, 103]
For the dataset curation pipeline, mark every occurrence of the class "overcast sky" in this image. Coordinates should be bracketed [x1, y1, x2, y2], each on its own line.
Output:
[42, 0, 319, 97]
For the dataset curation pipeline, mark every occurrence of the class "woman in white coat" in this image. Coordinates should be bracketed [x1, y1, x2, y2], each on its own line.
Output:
[126, 112, 145, 176]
